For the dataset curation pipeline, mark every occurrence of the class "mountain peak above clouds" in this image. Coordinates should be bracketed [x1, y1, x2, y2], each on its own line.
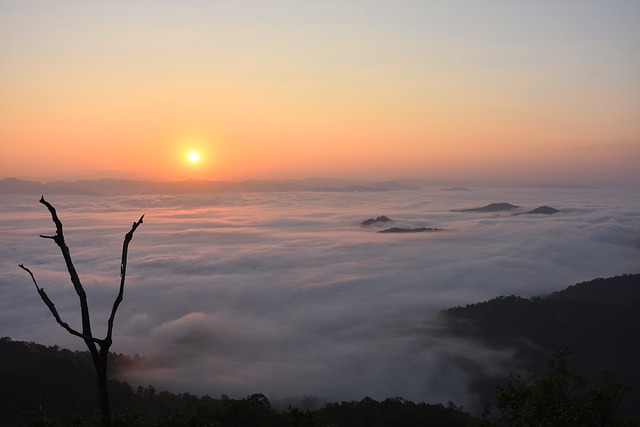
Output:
[453, 202, 519, 212]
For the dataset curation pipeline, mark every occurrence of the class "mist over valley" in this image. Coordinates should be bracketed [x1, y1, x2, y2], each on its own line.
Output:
[1, 183, 639, 414]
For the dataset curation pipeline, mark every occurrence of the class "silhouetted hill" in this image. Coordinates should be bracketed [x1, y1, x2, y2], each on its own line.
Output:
[361, 215, 392, 225]
[453, 202, 519, 212]
[378, 227, 443, 233]
[442, 273, 640, 417]
[548, 274, 640, 303]
[515, 205, 560, 215]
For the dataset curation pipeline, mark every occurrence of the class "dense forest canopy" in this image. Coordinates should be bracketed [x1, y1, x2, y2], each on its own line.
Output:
[443, 274, 640, 418]
[0, 337, 477, 426]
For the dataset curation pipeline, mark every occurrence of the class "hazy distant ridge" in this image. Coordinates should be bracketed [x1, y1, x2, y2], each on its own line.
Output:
[0, 177, 416, 196]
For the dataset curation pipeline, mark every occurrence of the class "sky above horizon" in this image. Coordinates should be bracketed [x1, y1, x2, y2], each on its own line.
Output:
[1, 1, 639, 184]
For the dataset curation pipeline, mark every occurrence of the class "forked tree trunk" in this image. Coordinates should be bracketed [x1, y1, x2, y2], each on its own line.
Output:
[19, 197, 143, 427]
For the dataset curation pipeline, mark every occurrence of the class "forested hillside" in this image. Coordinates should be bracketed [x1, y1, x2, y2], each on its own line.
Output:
[3, 274, 639, 425]
[443, 273, 640, 418]
[0, 338, 478, 426]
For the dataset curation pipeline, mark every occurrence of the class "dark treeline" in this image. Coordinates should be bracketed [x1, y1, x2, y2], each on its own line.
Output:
[3, 340, 637, 427]
[0, 338, 478, 426]
[443, 273, 640, 419]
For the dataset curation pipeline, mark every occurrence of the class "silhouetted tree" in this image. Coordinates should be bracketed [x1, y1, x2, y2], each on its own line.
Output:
[19, 197, 143, 427]
[483, 348, 630, 427]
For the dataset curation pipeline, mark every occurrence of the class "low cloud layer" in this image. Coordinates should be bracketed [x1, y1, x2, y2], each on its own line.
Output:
[1, 186, 639, 412]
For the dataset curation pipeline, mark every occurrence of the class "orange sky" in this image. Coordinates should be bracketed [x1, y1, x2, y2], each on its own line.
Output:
[1, 1, 639, 184]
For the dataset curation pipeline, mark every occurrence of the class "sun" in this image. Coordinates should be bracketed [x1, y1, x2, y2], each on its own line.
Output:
[187, 151, 201, 164]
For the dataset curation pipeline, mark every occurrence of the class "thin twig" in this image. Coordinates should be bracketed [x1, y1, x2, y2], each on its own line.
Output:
[18, 263, 103, 345]
[18, 263, 41, 292]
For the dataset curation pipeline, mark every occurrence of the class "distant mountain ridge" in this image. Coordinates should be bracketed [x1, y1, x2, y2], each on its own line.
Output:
[0, 177, 98, 195]
[0, 177, 416, 196]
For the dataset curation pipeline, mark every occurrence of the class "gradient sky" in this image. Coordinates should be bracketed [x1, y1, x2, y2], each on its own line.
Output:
[1, 1, 639, 184]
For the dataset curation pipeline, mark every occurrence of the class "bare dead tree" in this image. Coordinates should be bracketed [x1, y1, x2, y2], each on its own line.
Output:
[19, 197, 143, 427]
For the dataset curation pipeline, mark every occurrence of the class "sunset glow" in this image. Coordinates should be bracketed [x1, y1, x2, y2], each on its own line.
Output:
[3, 2, 640, 418]
[0, 1, 638, 184]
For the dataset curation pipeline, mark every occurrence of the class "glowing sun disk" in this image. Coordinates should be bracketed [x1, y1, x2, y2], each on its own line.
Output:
[188, 151, 200, 163]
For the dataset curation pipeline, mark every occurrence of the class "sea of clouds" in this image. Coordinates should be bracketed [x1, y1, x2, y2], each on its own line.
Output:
[1, 185, 639, 411]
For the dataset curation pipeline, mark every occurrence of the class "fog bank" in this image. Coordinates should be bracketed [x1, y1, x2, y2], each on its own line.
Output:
[1, 185, 638, 411]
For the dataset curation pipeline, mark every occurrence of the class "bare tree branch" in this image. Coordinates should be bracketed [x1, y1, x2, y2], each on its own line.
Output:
[18, 263, 41, 292]
[18, 264, 103, 344]
[38, 196, 94, 339]
[106, 214, 144, 344]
